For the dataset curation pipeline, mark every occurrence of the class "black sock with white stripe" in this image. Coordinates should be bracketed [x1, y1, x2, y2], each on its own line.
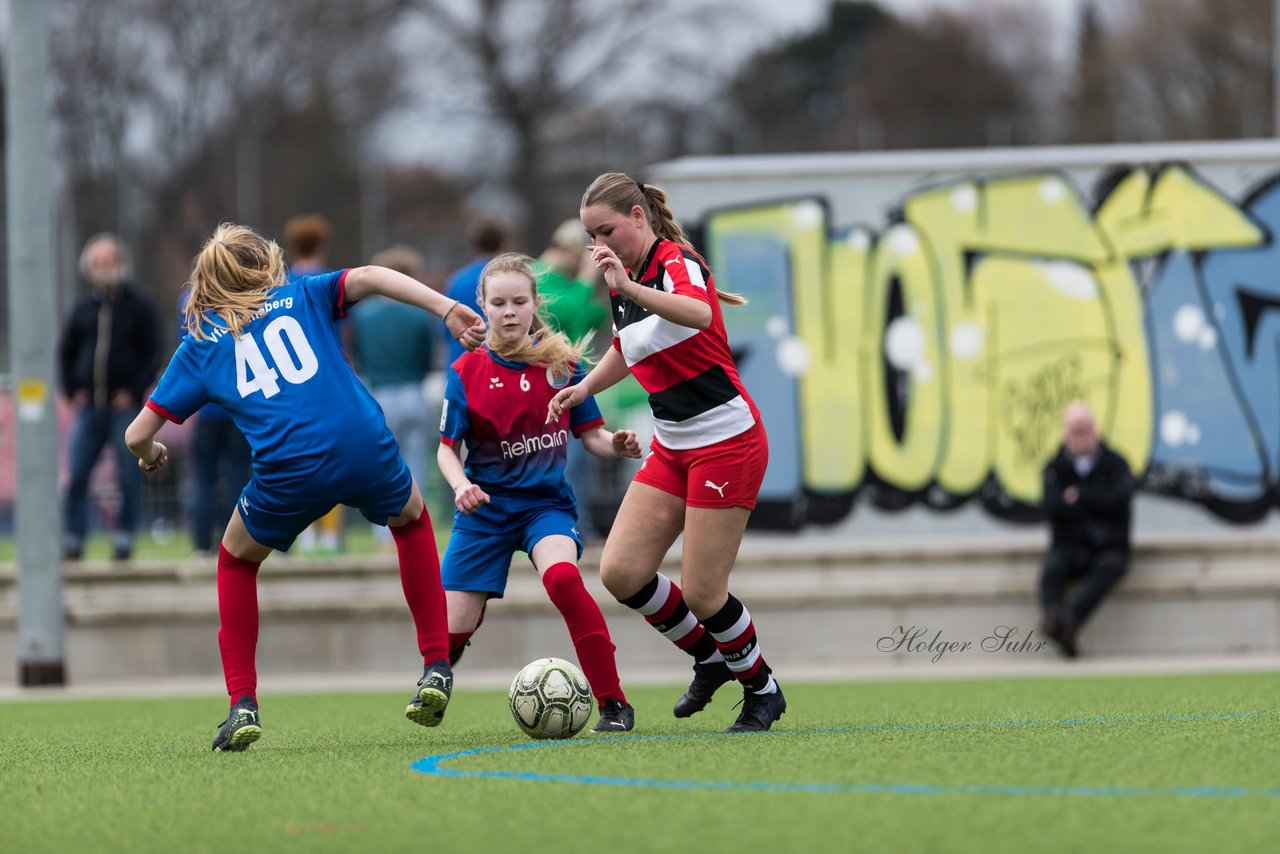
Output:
[619, 574, 722, 663]
[702, 594, 776, 694]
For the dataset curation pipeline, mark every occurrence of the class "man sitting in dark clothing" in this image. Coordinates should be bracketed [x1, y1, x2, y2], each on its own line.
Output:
[1040, 401, 1137, 658]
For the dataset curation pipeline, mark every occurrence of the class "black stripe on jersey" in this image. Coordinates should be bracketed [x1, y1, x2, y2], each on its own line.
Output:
[611, 290, 652, 332]
[613, 241, 711, 333]
[647, 364, 739, 422]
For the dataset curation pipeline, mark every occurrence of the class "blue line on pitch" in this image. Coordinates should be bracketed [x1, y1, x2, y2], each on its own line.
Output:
[411, 710, 1280, 799]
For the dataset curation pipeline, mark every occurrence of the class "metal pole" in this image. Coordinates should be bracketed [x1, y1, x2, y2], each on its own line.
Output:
[6, 0, 66, 685]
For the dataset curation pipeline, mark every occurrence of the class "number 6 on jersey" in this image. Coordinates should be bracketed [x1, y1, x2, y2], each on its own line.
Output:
[235, 315, 319, 399]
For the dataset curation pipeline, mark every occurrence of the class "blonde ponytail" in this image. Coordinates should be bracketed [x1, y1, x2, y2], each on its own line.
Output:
[185, 223, 287, 341]
[581, 172, 746, 306]
[479, 253, 592, 378]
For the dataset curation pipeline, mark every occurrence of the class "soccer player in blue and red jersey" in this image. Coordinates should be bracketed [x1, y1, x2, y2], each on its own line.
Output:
[124, 223, 486, 752]
[438, 252, 643, 732]
[548, 173, 786, 733]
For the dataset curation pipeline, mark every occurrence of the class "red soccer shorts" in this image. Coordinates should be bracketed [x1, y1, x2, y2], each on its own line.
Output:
[633, 420, 768, 510]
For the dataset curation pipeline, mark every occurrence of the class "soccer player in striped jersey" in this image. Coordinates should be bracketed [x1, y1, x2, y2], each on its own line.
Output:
[548, 173, 786, 733]
[439, 253, 642, 732]
[123, 224, 486, 751]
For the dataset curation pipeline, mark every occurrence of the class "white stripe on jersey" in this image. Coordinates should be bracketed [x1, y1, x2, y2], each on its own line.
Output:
[617, 311, 700, 366]
[662, 610, 699, 642]
[653, 395, 755, 450]
[635, 573, 673, 616]
[662, 257, 708, 292]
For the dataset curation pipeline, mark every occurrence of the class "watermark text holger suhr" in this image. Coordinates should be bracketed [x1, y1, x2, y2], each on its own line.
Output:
[877, 626, 1050, 663]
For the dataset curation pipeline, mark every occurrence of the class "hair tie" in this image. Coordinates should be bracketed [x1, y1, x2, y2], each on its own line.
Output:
[217, 240, 229, 249]
[636, 181, 646, 194]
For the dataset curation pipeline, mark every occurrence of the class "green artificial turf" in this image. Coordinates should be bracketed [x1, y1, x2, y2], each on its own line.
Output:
[2, 672, 1277, 853]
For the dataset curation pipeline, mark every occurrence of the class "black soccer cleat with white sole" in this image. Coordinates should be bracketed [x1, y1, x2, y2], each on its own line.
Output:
[725, 684, 786, 733]
[591, 699, 635, 733]
[673, 660, 735, 718]
[406, 660, 453, 728]
[212, 695, 262, 752]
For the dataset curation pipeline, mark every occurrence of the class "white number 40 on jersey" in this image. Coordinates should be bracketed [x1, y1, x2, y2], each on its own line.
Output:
[235, 316, 319, 399]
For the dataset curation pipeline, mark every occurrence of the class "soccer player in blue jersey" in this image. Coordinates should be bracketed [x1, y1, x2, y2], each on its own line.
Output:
[438, 252, 643, 732]
[123, 223, 486, 752]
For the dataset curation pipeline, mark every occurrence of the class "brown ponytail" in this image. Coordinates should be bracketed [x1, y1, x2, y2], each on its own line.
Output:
[581, 172, 746, 306]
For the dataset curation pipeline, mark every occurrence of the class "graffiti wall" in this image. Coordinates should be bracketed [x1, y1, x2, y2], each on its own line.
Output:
[703, 163, 1280, 526]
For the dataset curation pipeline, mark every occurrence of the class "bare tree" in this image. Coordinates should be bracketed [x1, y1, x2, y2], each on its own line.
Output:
[719, 1, 1057, 154]
[852, 8, 1045, 149]
[51, 0, 411, 295]
[1105, 0, 1271, 140]
[408, 0, 741, 245]
[1066, 1, 1117, 143]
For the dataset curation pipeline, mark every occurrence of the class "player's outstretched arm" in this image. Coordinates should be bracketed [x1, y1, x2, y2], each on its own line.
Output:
[125, 407, 169, 474]
[344, 265, 486, 350]
[437, 441, 489, 514]
[546, 348, 630, 423]
[579, 426, 642, 460]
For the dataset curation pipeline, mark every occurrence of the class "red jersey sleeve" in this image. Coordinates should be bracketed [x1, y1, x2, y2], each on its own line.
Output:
[656, 242, 712, 304]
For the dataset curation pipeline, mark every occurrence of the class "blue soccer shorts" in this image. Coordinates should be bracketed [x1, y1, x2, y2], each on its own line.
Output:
[236, 456, 414, 552]
[441, 507, 583, 598]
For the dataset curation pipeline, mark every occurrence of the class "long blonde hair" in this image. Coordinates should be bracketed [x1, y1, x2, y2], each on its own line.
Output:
[581, 172, 746, 306]
[479, 253, 590, 378]
[184, 223, 287, 341]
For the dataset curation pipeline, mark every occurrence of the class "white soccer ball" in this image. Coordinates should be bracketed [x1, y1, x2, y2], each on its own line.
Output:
[508, 657, 593, 739]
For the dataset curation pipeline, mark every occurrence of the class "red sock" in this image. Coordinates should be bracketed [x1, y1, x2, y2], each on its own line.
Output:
[390, 512, 449, 665]
[217, 544, 261, 704]
[448, 601, 486, 665]
[448, 632, 472, 666]
[542, 562, 624, 704]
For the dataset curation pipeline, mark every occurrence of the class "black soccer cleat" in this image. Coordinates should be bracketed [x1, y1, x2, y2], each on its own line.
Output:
[724, 683, 787, 734]
[591, 699, 636, 733]
[212, 695, 262, 752]
[406, 659, 453, 728]
[673, 660, 735, 718]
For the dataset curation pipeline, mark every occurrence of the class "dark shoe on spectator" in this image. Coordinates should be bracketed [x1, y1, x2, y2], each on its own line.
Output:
[1042, 616, 1079, 659]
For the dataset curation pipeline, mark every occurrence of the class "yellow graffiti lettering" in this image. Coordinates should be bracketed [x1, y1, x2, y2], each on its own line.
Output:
[703, 165, 1266, 517]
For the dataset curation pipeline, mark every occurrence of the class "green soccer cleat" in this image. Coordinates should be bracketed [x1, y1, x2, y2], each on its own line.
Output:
[212, 695, 262, 752]
[406, 660, 453, 728]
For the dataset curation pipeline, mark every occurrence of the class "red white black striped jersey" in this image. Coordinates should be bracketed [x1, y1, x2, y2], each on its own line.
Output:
[611, 239, 759, 450]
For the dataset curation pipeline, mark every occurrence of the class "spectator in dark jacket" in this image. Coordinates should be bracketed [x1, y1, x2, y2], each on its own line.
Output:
[58, 233, 160, 560]
[1039, 401, 1136, 658]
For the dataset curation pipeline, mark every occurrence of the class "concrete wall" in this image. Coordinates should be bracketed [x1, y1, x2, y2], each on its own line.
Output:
[2, 530, 1277, 686]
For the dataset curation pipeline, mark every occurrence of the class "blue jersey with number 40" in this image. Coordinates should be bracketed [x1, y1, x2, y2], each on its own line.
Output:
[147, 270, 401, 500]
